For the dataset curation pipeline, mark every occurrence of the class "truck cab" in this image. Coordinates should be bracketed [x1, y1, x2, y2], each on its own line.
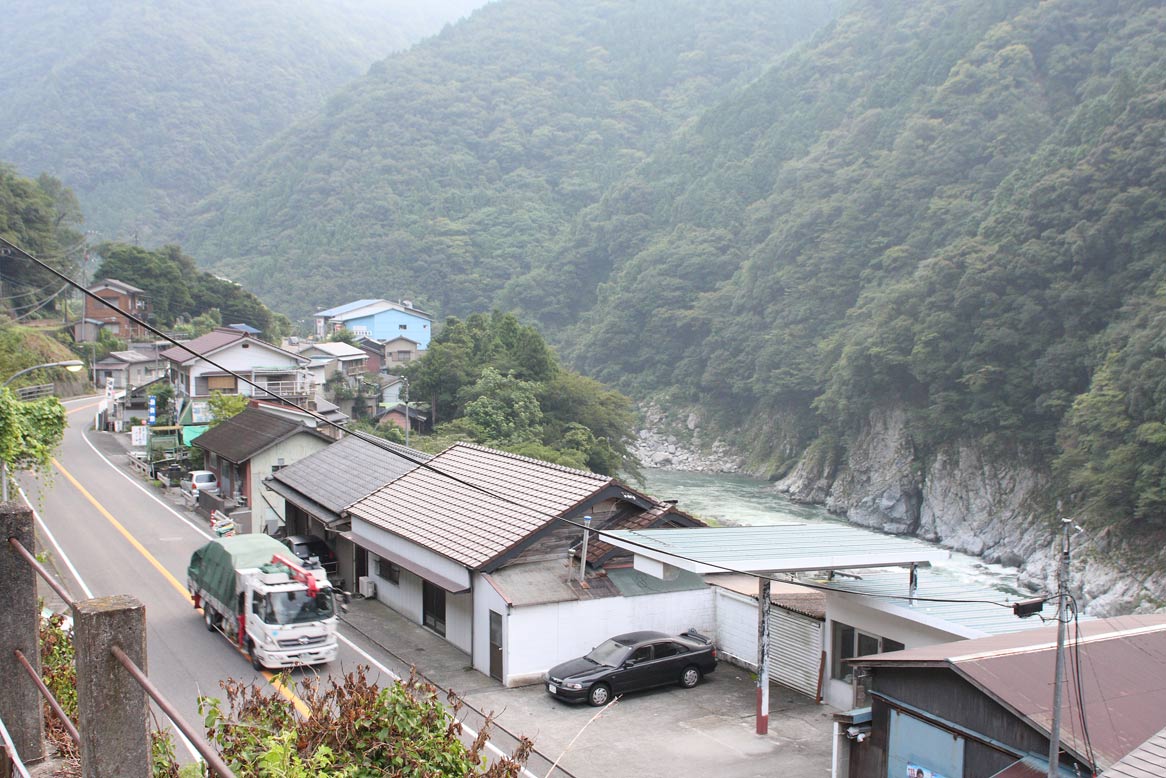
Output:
[242, 565, 340, 670]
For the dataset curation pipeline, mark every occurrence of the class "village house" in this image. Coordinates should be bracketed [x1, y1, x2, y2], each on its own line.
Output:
[263, 433, 431, 591]
[92, 347, 167, 392]
[73, 278, 151, 342]
[840, 614, 1166, 778]
[190, 405, 331, 531]
[343, 442, 714, 685]
[160, 327, 312, 428]
[297, 340, 369, 387]
[313, 299, 432, 350]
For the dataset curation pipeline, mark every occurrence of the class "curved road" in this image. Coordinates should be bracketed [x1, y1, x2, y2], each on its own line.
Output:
[21, 397, 554, 775]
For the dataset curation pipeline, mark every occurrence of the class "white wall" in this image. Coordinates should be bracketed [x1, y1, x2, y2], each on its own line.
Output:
[823, 594, 965, 710]
[249, 435, 329, 521]
[503, 587, 715, 686]
[715, 588, 759, 667]
[472, 575, 509, 680]
[446, 590, 472, 654]
[372, 557, 422, 623]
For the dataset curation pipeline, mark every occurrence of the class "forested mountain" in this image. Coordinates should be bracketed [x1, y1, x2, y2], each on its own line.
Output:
[185, 0, 840, 316]
[553, 0, 1166, 534]
[0, 0, 488, 243]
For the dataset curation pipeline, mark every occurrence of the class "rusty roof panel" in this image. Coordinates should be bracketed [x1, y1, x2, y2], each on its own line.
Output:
[859, 615, 1166, 770]
[1103, 727, 1166, 778]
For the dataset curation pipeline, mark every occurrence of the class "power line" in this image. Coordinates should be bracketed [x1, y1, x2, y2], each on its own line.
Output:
[2, 234, 1036, 611]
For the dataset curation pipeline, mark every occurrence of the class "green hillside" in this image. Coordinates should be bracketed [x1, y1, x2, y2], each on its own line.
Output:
[555, 0, 1166, 531]
[0, 0, 487, 243]
[185, 0, 840, 318]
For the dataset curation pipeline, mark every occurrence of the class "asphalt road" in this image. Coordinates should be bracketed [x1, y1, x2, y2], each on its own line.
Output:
[20, 396, 566, 778]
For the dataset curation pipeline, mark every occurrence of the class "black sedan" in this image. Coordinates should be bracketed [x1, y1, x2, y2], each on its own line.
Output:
[546, 629, 717, 706]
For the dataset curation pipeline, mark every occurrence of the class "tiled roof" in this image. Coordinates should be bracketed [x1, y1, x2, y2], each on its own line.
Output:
[586, 502, 704, 564]
[191, 407, 324, 463]
[348, 442, 611, 569]
[159, 328, 246, 363]
[91, 277, 145, 295]
[270, 434, 430, 521]
[858, 615, 1166, 770]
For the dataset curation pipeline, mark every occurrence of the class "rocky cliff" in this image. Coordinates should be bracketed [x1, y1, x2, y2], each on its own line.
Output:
[776, 406, 1166, 616]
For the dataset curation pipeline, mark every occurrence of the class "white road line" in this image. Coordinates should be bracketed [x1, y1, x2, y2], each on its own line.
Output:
[74, 411, 539, 777]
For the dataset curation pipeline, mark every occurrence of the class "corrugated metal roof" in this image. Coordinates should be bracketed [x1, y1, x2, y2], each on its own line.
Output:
[705, 573, 826, 620]
[606, 566, 707, 596]
[270, 434, 429, 520]
[601, 523, 950, 574]
[302, 341, 366, 359]
[814, 568, 1050, 637]
[347, 442, 611, 569]
[858, 615, 1166, 770]
[191, 407, 324, 463]
[1104, 727, 1166, 778]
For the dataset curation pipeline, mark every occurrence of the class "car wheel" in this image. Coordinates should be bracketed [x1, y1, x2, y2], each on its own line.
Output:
[204, 607, 217, 632]
[249, 642, 264, 672]
[680, 666, 702, 688]
[588, 683, 612, 707]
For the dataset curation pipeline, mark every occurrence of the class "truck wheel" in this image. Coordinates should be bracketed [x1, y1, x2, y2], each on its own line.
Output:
[248, 642, 264, 672]
[204, 608, 217, 632]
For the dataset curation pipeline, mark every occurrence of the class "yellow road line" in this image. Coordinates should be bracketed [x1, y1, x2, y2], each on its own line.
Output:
[51, 455, 309, 715]
[66, 399, 105, 415]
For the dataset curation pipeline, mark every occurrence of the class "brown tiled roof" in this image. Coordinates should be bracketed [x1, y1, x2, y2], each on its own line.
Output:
[347, 442, 612, 569]
[858, 614, 1166, 770]
[191, 407, 326, 463]
[586, 502, 705, 565]
[159, 327, 246, 363]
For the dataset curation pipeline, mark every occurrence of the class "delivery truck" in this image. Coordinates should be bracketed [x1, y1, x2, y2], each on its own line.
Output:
[187, 534, 343, 670]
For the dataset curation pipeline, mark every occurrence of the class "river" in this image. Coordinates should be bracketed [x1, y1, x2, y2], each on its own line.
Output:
[640, 468, 1029, 596]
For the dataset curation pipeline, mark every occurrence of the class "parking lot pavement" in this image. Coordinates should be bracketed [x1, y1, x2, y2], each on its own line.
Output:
[341, 597, 837, 778]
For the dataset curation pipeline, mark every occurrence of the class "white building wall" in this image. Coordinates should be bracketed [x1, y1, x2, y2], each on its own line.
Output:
[446, 590, 473, 654]
[504, 588, 715, 686]
[473, 575, 510, 680]
[249, 435, 329, 527]
[372, 560, 423, 623]
[823, 594, 967, 710]
[186, 343, 305, 394]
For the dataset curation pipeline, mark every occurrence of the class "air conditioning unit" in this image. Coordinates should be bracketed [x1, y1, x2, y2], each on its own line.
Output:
[358, 576, 377, 599]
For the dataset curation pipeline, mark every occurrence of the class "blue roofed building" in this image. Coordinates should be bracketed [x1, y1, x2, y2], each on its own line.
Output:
[313, 299, 433, 348]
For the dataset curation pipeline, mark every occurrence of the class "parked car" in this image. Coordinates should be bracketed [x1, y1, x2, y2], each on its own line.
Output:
[546, 629, 717, 706]
[280, 534, 338, 577]
[179, 470, 219, 497]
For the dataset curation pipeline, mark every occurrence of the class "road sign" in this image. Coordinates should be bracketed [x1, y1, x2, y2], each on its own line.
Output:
[148, 395, 157, 424]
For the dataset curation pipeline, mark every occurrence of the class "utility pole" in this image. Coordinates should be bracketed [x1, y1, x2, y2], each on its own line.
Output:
[402, 377, 410, 447]
[1047, 517, 1072, 778]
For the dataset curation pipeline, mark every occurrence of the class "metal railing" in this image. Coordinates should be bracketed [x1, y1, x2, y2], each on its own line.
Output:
[1, 503, 234, 777]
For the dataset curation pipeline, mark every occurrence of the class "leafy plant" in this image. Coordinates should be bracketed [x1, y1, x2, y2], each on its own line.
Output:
[199, 666, 532, 777]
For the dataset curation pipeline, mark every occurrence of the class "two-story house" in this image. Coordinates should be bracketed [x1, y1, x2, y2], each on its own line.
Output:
[313, 299, 432, 350]
[160, 327, 312, 426]
[297, 341, 369, 387]
[74, 278, 151, 341]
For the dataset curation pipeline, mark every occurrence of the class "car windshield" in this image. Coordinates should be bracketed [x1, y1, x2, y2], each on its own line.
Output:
[585, 638, 632, 667]
[263, 589, 335, 625]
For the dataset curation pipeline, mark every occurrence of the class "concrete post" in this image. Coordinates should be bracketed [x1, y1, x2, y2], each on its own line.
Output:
[0, 502, 45, 764]
[74, 595, 149, 778]
[756, 576, 771, 735]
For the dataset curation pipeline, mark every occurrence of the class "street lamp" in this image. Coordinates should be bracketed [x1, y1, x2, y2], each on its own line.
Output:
[3, 360, 84, 387]
[2, 360, 85, 500]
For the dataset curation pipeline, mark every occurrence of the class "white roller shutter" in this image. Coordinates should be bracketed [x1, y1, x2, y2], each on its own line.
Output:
[768, 608, 823, 698]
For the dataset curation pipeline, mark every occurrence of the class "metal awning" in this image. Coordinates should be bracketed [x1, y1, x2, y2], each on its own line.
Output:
[601, 523, 950, 576]
[339, 531, 469, 593]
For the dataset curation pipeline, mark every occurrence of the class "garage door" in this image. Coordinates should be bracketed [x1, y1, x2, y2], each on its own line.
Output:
[769, 609, 823, 698]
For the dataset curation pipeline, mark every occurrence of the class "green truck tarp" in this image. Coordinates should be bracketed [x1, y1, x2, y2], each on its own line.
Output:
[188, 534, 288, 609]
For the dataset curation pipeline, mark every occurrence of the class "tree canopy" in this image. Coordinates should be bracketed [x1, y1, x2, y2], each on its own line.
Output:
[404, 311, 637, 477]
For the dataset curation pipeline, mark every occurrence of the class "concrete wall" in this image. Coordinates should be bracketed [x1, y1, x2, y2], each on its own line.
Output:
[249, 434, 329, 524]
[504, 587, 716, 686]
[473, 575, 510, 680]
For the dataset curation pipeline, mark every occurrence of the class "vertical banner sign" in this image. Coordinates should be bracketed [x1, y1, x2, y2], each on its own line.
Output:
[148, 395, 157, 425]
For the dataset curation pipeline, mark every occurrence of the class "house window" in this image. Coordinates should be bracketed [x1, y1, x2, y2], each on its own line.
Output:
[422, 580, 446, 636]
[831, 621, 903, 681]
[395, 351, 412, 362]
[376, 559, 400, 585]
[398, 324, 408, 330]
